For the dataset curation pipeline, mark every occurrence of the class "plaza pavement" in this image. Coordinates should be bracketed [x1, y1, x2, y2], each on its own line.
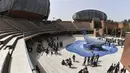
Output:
[30, 35, 129, 73]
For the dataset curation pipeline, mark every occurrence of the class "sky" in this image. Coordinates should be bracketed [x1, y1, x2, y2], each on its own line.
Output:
[48, 0, 130, 21]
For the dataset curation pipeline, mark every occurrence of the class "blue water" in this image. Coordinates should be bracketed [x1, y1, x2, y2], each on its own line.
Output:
[66, 40, 118, 57]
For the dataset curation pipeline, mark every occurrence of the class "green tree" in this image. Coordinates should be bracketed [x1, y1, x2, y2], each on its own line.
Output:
[122, 19, 128, 24]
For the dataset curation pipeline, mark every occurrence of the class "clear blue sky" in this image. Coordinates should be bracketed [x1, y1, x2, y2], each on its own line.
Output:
[48, 0, 130, 21]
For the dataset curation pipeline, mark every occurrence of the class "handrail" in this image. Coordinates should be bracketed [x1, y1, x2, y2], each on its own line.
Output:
[22, 37, 37, 73]
[0, 50, 10, 73]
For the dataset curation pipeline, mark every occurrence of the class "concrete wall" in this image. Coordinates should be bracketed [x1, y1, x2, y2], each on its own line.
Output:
[105, 23, 118, 29]
[118, 23, 129, 29]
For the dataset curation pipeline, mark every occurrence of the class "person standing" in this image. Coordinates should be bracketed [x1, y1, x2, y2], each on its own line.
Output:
[35, 65, 40, 73]
[78, 69, 83, 73]
[83, 66, 89, 73]
[60, 42, 63, 47]
[51, 51, 53, 56]
[68, 58, 72, 68]
[96, 54, 100, 62]
[72, 55, 76, 62]
[115, 67, 119, 73]
[112, 64, 116, 73]
[87, 57, 90, 65]
[121, 40, 124, 48]
[121, 66, 126, 73]
[57, 36, 59, 40]
[121, 67, 124, 73]
[107, 63, 114, 73]
[83, 57, 87, 66]
[124, 68, 126, 73]
[91, 54, 95, 65]
[45, 47, 49, 56]
[116, 62, 120, 72]
[83, 69, 89, 73]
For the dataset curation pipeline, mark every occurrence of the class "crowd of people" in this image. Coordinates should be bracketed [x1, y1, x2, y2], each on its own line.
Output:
[82, 54, 100, 67]
[61, 55, 77, 68]
[27, 36, 63, 56]
[106, 38, 124, 47]
[26, 35, 64, 73]
[107, 62, 126, 73]
[61, 54, 100, 72]
[61, 58, 73, 68]
[61, 55, 90, 73]
[98, 36, 125, 48]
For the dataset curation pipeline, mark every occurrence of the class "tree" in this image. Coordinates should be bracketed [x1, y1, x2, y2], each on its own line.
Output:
[128, 19, 130, 23]
[106, 19, 118, 24]
[122, 19, 128, 24]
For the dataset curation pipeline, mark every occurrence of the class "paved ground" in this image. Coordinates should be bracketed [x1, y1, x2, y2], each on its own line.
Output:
[29, 34, 129, 73]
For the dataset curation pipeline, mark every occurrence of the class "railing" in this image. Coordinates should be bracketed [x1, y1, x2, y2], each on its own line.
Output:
[0, 50, 10, 73]
[23, 34, 38, 73]
[23, 40, 37, 73]
[7, 36, 36, 73]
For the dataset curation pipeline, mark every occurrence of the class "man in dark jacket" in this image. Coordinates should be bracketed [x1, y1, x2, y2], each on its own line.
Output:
[107, 63, 114, 73]
[78, 69, 83, 73]
[72, 55, 76, 62]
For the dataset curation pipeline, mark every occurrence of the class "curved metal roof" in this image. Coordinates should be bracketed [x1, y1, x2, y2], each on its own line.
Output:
[72, 9, 107, 21]
[0, 0, 50, 20]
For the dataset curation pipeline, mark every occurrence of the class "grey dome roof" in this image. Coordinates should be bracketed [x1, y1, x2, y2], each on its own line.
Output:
[0, 0, 50, 20]
[72, 9, 107, 21]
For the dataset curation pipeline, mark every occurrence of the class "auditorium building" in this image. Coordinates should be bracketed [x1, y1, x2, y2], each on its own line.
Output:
[54, 9, 129, 37]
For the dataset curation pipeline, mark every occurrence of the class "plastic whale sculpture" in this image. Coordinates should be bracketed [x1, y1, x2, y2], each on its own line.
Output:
[66, 28, 118, 57]
[84, 35, 105, 47]
[66, 35, 118, 57]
